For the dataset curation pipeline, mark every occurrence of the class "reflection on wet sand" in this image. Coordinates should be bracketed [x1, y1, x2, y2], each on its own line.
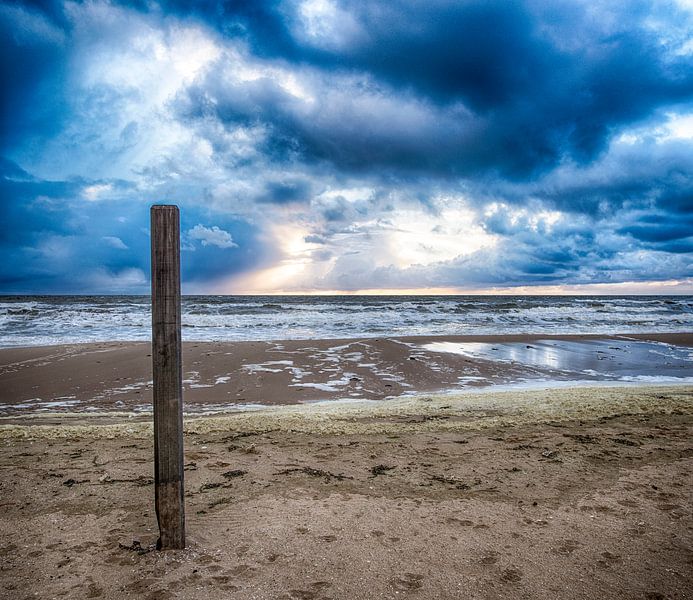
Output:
[421, 339, 693, 381]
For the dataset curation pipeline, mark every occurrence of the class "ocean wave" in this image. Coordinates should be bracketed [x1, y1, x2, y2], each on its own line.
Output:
[0, 295, 691, 346]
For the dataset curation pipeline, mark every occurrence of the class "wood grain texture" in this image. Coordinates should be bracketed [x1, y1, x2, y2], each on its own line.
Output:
[150, 205, 185, 550]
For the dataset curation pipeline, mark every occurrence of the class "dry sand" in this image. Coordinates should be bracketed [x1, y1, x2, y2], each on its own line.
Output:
[1, 384, 692, 600]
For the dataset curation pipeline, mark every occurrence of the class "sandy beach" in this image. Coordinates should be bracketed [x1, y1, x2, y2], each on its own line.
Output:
[1, 384, 692, 599]
[1, 333, 692, 599]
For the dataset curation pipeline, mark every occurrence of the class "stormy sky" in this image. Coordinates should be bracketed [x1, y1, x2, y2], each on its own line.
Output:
[2, 0, 692, 294]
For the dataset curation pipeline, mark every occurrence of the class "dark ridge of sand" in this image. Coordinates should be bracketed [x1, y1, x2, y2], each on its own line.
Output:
[1, 333, 692, 416]
[0, 386, 691, 599]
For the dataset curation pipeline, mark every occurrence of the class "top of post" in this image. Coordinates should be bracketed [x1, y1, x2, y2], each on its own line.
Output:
[151, 204, 179, 212]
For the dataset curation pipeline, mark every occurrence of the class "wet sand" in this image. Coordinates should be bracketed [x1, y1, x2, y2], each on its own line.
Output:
[1, 333, 692, 416]
[0, 385, 692, 599]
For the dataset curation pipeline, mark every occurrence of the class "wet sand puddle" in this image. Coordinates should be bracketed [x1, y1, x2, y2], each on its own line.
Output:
[420, 338, 693, 382]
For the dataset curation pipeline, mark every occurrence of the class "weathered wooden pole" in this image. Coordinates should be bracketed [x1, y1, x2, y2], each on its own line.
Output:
[151, 204, 185, 550]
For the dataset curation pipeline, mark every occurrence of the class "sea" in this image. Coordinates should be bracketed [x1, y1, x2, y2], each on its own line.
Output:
[0, 295, 691, 348]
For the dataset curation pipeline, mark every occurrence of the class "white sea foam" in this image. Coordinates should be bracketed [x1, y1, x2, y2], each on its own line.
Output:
[290, 382, 342, 392]
[4, 398, 81, 411]
[243, 360, 294, 374]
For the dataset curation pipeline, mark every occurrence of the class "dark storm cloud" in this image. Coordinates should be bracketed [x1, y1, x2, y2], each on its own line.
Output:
[0, 157, 78, 243]
[618, 210, 693, 254]
[619, 219, 693, 243]
[171, 0, 693, 178]
[257, 178, 313, 204]
[531, 142, 693, 216]
[176, 73, 482, 176]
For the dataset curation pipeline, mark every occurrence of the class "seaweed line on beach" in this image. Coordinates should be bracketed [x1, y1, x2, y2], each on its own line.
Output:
[0, 385, 691, 441]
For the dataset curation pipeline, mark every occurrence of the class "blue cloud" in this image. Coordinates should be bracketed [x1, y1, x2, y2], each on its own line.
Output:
[258, 179, 313, 204]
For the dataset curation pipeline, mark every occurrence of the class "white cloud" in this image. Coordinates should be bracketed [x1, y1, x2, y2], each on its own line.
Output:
[663, 112, 693, 140]
[188, 224, 238, 249]
[82, 183, 112, 201]
[385, 202, 496, 268]
[102, 236, 128, 249]
[31, 3, 222, 181]
[293, 0, 364, 51]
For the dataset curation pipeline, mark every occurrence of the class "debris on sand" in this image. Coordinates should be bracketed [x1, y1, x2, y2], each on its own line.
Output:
[118, 540, 154, 555]
[200, 482, 223, 491]
[277, 466, 351, 481]
[564, 434, 597, 444]
[222, 469, 248, 479]
[430, 475, 470, 490]
[62, 478, 88, 487]
[370, 464, 396, 477]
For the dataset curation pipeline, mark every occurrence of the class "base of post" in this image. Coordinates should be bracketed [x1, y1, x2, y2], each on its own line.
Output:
[155, 479, 186, 550]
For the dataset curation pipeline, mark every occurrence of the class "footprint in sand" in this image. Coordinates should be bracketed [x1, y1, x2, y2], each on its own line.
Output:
[123, 578, 159, 592]
[288, 591, 316, 600]
[552, 539, 581, 555]
[198, 553, 218, 564]
[266, 552, 282, 563]
[86, 582, 104, 598]
[445, 517, 473, 526]
[285, 580, 333, 600]
[597, 551, 622, 569]
[478, 550, 500, 565]
[228, 564, 256, 578]
[500, 567, 523, 583]
[310, 581, 332, 591]
[390, 573, 425, 591]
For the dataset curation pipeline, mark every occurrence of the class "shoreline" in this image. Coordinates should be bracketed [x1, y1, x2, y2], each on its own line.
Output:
[1, 332, 691, 417]
[2, 330, 693, 349]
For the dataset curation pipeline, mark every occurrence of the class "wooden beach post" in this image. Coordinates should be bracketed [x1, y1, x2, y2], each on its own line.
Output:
[151, 204, 186, 550]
